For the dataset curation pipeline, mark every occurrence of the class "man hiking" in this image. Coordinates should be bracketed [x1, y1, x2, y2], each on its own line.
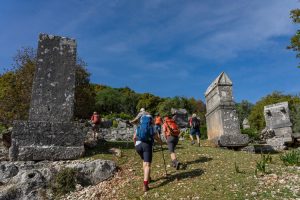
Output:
[163, 112, 181, 170]
[130, 108, 163, 192]
[90, 111, 101, 139]
[154, 113, 163, 135]
[189, 113, 201, 146]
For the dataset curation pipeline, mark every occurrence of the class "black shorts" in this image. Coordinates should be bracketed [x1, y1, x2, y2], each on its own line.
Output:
[135, 142, 153, 163]
[167, 135, 179, 153]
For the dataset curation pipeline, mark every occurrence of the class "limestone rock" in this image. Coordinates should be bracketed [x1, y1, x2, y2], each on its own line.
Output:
[218, 134, 249, 147]
[66, 160, 116, 186]
[0, 159, 116, 200]
[171, 108, 188, 128]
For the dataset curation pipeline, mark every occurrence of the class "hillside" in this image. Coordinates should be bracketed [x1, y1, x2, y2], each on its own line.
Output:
[63, 140, 300, 200]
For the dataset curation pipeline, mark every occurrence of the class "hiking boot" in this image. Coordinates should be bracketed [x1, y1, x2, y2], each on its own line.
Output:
[171, 161, 176, 168]
[143, 184, 149, 192]
[175, 160, 181, 170]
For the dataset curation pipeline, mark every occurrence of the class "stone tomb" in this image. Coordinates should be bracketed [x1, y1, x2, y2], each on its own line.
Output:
[9, 34, 86, 161]
[205, 72, 249, 147]
[262, 102, 293, 150]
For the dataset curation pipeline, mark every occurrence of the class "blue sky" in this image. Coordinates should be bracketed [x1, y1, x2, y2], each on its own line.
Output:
[0, 0, 299, 103]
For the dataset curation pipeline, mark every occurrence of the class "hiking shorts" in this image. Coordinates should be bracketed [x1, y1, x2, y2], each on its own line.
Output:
[167, 135, 179, 153]
[190, 128, 200, 136]
[135, 142, 153, 163]
[154, 125, 161, 134]
[92, 123, 100, 131]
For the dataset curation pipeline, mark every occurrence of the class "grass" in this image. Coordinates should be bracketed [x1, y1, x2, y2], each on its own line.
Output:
[83, 140, 300, 200]
[280, 149, 300, 166]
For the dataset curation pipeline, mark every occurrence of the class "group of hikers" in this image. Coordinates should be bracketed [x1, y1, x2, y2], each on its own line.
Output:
[90, 108, 201, 192]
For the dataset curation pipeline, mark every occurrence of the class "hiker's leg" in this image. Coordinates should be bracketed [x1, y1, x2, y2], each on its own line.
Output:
[142, 142, 153, 182]
[196, 135, 200, 144]
[170, 152, 177, 161]
[143, 162, 151, 181]
[189, 134, 194, 141]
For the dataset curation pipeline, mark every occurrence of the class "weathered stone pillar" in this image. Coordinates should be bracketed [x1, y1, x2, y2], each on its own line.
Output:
[205, 72, 248, 147]
[9, 34, 86, 161]
[262, 102, 293, 150]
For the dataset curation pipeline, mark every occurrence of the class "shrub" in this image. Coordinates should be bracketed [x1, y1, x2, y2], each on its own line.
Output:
[200, 126, 207, 139]
[255, 154, 272, 175]
[112, 120, 118, 128]
[51, 168, 77, 197]
[234, 162, 245, 174]
[0, 123, 6, 135]
[104, 112, 133, 120]
[241, 128, 259, 140]
[280, 150, 300, 166]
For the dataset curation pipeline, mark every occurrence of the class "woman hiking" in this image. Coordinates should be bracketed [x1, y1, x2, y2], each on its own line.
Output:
[163, 112, 181, 170]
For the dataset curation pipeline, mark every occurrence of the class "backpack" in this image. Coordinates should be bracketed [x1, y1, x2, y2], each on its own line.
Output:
[155, 116, 162, 125]
[191, 117, 200, 129]
[92, 114, 100, 124]
[165, 119, 180, 137]
[136, 115, 153, 142]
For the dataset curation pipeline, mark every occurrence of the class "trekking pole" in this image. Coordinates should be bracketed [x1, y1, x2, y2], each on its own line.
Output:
[160, 143, 168, 177]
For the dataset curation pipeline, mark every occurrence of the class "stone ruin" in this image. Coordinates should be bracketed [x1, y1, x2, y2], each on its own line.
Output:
[205, 72, 249, 147]
[242, 118, 250, 129]
[261, 102, 293, 150]
[171, 108, 189, 128]
[9, 34, 87, 161]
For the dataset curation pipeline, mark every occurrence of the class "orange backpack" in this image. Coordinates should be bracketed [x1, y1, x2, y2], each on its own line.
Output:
[155, 116, 162, 125]
[165, 118, 180, 137]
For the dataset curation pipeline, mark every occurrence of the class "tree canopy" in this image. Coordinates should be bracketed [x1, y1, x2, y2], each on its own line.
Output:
[287, 8, 300, 68]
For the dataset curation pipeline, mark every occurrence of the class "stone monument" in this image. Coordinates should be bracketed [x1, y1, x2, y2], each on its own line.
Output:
[242, 118, 250, 129]
[9, 34, 86, 161]
[262, 101, 293, 150]
[205, 72, 249, 147]
[171, 108, 189, 128]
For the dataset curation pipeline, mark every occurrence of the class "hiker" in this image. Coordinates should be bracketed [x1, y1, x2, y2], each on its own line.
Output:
[154, 113, 163, 135]
[189, 113, 200, 146]
[131, 109, 163, 192]
[163, 113, 181, 170]
[90, 111, 101, 139]
[130, 108, 147, 125]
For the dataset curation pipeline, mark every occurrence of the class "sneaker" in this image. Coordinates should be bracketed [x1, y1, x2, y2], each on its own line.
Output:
[143, 184, 149, 192]
[191, 141, 195, 145]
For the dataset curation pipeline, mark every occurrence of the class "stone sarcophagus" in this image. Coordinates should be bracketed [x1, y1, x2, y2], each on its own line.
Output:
[9, 34, 86, 161]
[205, 72, 248, 147]
[262, 102, 293, 150]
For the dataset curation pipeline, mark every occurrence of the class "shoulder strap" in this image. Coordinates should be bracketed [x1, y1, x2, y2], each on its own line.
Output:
[166, 121, 175, 135]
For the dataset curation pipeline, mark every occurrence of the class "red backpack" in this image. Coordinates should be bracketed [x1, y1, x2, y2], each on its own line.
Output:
[91, 114, 101, 124]
[165, 118, 180, 137]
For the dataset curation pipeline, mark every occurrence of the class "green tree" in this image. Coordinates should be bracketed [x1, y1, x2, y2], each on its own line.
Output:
[136, 93, 161, 115]
[287, 8, 300, 68]
[248, 92, 300, 132]
[74, 59, 96, 119]
[0, 48, 36, 125]
[95, 87, 124, 114]
[236, 100, 254, 127]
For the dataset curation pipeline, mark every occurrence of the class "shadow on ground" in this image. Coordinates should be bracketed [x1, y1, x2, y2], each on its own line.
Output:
[181, 156, 213, 170]
[152, 168, 205, 188]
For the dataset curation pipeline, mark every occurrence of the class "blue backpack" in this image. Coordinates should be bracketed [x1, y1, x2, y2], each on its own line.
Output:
[136, 115, 153, 142]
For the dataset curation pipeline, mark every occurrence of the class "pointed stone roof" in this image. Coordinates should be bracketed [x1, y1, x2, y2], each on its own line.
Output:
[205, 72, 232, 96]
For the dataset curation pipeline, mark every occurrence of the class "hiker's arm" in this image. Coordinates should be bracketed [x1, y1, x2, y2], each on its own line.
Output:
[133, 132, 137, 145]
[130, 113, 141, 124]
